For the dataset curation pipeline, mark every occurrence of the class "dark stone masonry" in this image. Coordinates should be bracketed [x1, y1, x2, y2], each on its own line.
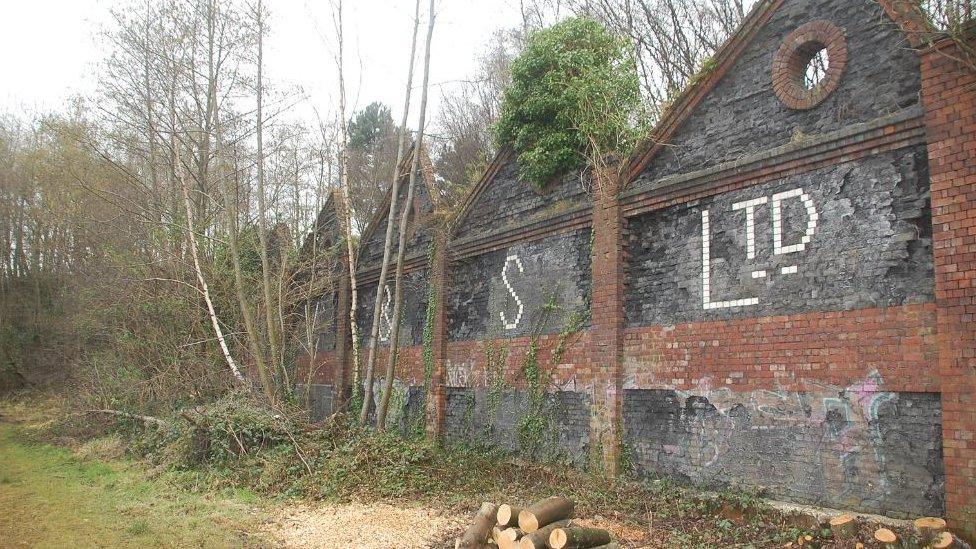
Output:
[626, 145, 933, 326]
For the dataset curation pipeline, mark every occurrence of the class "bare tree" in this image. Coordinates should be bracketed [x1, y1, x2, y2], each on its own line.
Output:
[376, 0, 437, 429]
[545, 0, 751, 119]
[333, 0, 363, 408]
[360, 0, 423, 426]
[431, 29, 516, 192]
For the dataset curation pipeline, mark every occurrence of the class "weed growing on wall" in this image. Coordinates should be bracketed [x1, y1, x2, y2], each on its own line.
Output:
[514, 292, 588, 463]
[495, 17, 645, 189]
[414, 239, 440, 437]
[483, 341, 510, 439]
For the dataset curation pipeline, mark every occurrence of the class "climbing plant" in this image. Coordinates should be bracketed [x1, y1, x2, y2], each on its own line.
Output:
[494, 17, 645, 189]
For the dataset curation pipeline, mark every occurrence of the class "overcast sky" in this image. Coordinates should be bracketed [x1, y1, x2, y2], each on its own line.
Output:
[0, 0, 531, 127]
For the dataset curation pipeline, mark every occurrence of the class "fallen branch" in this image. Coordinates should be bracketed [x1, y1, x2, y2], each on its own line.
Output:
[86, 409, 167, 427]
[287, 431, 314, 475]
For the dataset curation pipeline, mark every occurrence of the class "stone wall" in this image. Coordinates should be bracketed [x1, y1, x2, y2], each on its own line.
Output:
[447, 229, 591, 342]
[625, 145, 933, 326]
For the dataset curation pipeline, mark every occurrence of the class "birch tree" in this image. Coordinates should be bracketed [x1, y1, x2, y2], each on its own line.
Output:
[333, 0, 363, 409]
[359, 0, 422, 426]
[376, 0, 436, 429]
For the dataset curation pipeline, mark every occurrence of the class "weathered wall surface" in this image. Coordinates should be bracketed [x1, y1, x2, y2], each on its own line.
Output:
[441, 151, 594, 461]
[294, 0, 976, 530]
[444, 388, 590, 465]
[633, 0, 921, 186]
[920, 35, 976, 539]
[626, 146, 932, 325]
[623, 384, 943, 516]
[616, 0, 945, 519]
[447, 228, 591, 341]
[357, 268, 431, 349]
[453, 154, 590, 242]
[295, 383, 334, 422]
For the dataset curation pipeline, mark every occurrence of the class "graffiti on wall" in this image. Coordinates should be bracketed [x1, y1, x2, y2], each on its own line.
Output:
[623, 370, 944, 516]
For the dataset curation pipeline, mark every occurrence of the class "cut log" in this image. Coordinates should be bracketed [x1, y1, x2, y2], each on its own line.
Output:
[497, 504, 522, 528]
[518, 497, 575, 533]
[932, 531, 969, 549]
[492, 527, 503, 543]
[828, 514, 856, 539]
[874, 528, 897, 545]
[915, 517, 948, 536]
[549, 526, 612, 549]
[497, 527, 522, 549]
[459, 502, 498, 548]
[518, 520, 571, 549]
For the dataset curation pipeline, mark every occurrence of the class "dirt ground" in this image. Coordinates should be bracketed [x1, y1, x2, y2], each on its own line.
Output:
[263, 502, 469, 548]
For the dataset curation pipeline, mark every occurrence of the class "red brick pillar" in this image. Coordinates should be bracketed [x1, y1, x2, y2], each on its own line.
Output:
[921, 37, 976, 541]
[588, 163, 625, 474]
[427, 230, 449, 438]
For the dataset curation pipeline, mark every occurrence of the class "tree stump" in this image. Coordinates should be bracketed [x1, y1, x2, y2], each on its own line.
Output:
[915, 517, 948, 539]
[828, 514, 856, 540]
[874, 528, 897, 546]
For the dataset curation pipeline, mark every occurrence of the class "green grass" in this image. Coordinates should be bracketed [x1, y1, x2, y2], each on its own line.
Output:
[0, 423, 267, 548]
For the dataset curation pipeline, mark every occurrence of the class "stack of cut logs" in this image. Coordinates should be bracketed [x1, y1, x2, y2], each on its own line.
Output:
[455, 497, 617, 549]
[826, 514, 971, 549]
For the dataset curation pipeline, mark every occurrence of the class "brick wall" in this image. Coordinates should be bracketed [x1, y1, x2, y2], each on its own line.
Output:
[297, 0, 976, 531]
[921, 36, 976, 540]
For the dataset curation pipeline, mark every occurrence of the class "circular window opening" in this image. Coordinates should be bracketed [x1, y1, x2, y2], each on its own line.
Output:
[801, 44, 829, 90]
[772, 21, 847, 110]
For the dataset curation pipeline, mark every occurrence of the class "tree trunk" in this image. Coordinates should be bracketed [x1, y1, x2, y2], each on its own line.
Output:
[177, 148, 246, 385]
[359, 0, 421, 426]
[253, 0, 282, 399]
[518, 497, 575, 533]
[334, 0, 362, 412]
[375, 0, 436, 429]
[215, 125, 272, 397]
